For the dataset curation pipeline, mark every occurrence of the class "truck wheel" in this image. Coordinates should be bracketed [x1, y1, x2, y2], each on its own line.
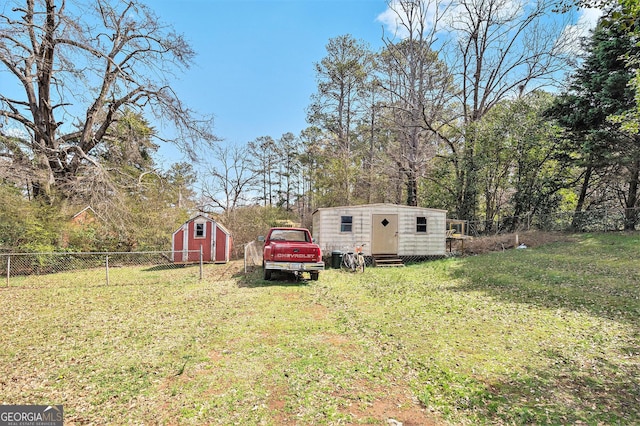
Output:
[263, 265, 272, 281]
[310, 272, 319, 281]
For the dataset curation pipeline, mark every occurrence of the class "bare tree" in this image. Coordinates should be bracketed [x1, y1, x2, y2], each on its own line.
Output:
[381, 0, 575, 216]
[0, 0, 217, 201]
[378, 0, 456, 206]
[448, 0, 575, 219]
[200, 144, 259, 214]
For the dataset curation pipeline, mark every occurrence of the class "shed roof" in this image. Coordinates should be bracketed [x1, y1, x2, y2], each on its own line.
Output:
[313, 203, 447, 215]
[179, 214, 232, 235]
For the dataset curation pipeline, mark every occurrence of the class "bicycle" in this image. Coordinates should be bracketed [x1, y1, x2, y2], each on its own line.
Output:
[341, 244, 366, 273]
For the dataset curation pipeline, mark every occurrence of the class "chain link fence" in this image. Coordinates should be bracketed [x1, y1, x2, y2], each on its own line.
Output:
[244, 240, 263, 273]
[3, 209, 637, 285]
[466, 207, 640, 237]
[0, 250, 204, 287]
[243, 208, 640, 271]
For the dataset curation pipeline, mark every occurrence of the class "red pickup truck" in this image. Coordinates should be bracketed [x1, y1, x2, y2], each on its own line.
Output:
[261, 227, 324, 281]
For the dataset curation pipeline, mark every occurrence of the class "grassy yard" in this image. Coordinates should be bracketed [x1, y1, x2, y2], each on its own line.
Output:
[1, 233, 638, 425]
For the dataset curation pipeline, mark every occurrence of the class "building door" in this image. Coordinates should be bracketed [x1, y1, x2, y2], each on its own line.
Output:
[371, 214, 398, 255]
[215, 227, 227, 262]
[173, 228, 186, 262]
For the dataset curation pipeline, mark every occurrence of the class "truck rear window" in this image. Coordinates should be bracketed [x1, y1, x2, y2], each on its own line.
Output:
[270, 230, 309, 242]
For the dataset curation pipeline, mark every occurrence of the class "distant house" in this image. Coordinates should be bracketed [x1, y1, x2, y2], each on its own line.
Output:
[311, 203, 447, 259]
[70, 206, 99, 226]
[172, 215, 232, 263]
[62, 206, 103, 249]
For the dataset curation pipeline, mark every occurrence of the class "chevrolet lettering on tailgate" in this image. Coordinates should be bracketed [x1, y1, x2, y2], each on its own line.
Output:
[261, 227, 324, 281]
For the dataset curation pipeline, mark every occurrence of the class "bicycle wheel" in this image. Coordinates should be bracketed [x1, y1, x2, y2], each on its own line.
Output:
[342, 253, 355, 272]
[356, 255, 365, 273]
[341, 253, 350, 271]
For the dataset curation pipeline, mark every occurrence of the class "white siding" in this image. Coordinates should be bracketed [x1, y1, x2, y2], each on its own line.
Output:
[313, 207, 372, 254]
[312, 203, 447, 256]
[396, 208, 446, 256]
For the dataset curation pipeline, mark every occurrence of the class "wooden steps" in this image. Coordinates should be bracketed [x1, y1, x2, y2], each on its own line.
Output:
[373, 255, 405, 267]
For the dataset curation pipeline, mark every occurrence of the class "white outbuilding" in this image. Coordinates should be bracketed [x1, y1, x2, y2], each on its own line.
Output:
[311, 203, 447, 263]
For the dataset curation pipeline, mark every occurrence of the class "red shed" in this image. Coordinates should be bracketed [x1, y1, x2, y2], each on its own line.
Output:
[172, 215, 232, 263]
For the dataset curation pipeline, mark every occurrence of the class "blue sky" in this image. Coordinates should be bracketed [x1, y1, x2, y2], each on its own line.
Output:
[152, 0, 392, 164]
[1, 0, 599, 169]
[150, 0, 600, 166]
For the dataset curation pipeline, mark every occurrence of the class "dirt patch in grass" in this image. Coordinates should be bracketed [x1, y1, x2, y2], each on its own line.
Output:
[456, 231, 576, 255]
[358, 392, 440, 425]
[205, 259, 245, 280]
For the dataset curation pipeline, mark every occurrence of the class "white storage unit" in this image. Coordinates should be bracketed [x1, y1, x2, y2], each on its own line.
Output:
[311, 203, 447, 257]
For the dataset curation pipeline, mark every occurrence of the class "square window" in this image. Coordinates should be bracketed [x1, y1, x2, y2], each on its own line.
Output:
[416, 216, 427, 233]
[195, 223, 205, 238]
[449, 223, 464, 235]
[340, 216, 353, 232]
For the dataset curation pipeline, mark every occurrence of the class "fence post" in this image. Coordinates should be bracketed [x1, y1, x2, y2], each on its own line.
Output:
[199, 247, 203, 281]
[6, 255, 9, 287]
[105, 255, 110, 286]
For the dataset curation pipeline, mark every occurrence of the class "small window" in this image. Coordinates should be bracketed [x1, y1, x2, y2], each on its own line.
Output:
[449, 222, 464, 235]
[340, 216, 353, 232]
[416, 216, 427, 233]
[194, 222, 206, 238]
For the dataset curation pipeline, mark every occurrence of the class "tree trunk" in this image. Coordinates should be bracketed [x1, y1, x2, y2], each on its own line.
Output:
[624, 158, 640, 231]
[406, 170, 418, 206]
[457, 149, 478, 221]
[571, 166, 593, 230]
